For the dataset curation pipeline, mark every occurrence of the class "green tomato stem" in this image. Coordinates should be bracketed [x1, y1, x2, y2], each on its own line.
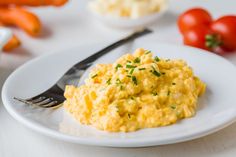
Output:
[205, 34, 223, 49]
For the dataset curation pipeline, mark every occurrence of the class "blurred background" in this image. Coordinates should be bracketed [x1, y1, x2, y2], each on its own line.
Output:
[0, 0, 236, 69]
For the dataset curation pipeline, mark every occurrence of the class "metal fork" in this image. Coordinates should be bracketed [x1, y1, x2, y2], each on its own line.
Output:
[14, 29, 152, 108]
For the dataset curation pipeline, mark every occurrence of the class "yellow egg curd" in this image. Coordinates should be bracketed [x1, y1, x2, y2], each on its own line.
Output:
[64, 48, 206, 132]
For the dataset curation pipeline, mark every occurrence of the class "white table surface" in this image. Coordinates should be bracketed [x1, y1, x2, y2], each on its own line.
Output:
[0, 0, 236, 156]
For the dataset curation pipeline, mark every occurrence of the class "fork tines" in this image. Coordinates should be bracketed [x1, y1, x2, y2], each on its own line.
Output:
[14, 96, 63, 108]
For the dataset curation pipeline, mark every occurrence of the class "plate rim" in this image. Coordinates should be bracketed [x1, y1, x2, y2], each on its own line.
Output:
[2, 42, 236, 147]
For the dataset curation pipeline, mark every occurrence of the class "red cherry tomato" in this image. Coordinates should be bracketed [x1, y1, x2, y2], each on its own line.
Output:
[183, 25, 211, 50]
[178, 8, 213, 34]
[211, 16, 236, 51]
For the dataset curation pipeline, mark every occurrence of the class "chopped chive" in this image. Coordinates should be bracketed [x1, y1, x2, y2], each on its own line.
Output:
[132, 76, 138, 85]
[167, 90, 171, 96]
[129, 68, 135, 74]
[126, 64, 137, 69]
[91, 74, 98, 78]
[152, 92, 158, 96]
[120, 85, 124, 90]
[170, 104, 176, 110]
[151, 66, 161, 77]
[106, 78, 111, 85]
[127, 75, 132, 78]
[172, 82, 176, 85]
[154, 56, 160, 62]
[152, 70, 161, 77]
[116, 78, 122, 84]
[115, 64, 123, 71]
[127, 60, 132, 63]
[128, 113, 131, 119]
[139, 68, 146, 71]
[115, 105, 119, 112]
[134, 57, 141, 63]
[145, 50, 151, 54]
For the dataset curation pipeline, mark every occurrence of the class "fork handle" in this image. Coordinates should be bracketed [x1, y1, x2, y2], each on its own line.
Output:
[65, 28, 152, 75]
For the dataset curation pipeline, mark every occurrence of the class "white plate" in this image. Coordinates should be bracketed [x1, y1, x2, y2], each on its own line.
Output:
[2, 41, 236, 147]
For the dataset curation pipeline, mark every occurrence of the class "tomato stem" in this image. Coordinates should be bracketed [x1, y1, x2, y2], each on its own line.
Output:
[205, 34, 222, 49]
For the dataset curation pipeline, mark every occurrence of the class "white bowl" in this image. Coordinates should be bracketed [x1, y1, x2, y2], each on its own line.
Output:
[0, 27, 12, 51]
[89, 2, 169, 29]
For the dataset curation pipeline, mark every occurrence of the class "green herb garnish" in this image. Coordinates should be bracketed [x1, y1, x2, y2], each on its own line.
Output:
[91, 74, 98, 78]
[106, 78, 111, 85]
[170, 104, 176, 110]
[127, 60, 132, 63]
[152, 70, 161, 77]
[116, 79, 123, 89]
[132, 76, 138, 85]
[154, 56, 160, 62]
[151, 66, 161, 77]
[126, 64, 137, 69]
[167, 90, 171, 96]
[129, 68, 135, 74]
[139, 68, 146, 71]
[152, 92, 158, 96]
[115, 64, 122, 71]
[127, 75, 132, 78]
[145, 50, 151, 54]
[116, 78, 122, 85]
[128, 113, 131, 119]
[115, 105, 119, 112]
[134, 57, 141, 63]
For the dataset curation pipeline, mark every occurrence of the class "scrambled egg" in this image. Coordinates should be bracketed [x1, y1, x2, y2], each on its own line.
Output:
[64, 48, 206, 132]
[89, 0, 167, 18]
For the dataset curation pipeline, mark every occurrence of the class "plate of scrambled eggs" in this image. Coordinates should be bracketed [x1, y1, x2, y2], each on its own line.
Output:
[64, 48, 206, 132]
[2, 42, 236, 147]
